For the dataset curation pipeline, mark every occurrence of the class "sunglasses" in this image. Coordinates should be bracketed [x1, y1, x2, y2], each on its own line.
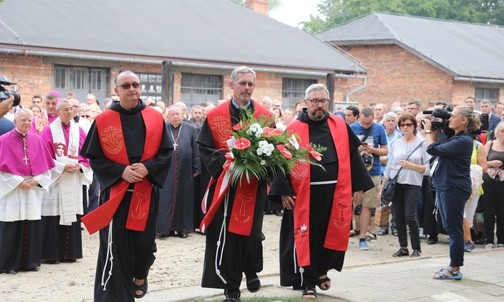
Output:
[116, 82, 141, 89]
[400, 123, 414, 127]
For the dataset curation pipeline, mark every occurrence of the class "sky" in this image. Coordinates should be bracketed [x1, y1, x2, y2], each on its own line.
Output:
[269, 0, 321, 28]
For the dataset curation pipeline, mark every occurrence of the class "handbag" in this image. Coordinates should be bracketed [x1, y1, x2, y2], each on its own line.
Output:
[381, 141, 424, 205]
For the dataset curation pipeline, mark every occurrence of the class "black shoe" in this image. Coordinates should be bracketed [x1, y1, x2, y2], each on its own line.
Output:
[410, 249, 421, 257]
[42, 259, 60, 264]
[24, 266, 40, 271]
[178, 232, 188, 238]
[427, 236, 438, 245]
[392, 248, 409, 257]
[224, 288, 241, 302]
[273, 210, 283, 217]
[391, 228, 398, 236]
[4, 269, 17, 275]
[245, 272, 261, 293]
[377, 227, 389, 236]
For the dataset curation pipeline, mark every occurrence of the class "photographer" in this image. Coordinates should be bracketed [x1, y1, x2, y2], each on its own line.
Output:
[424, 105, 481, 280]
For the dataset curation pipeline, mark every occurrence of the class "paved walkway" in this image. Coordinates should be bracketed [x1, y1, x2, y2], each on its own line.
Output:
[141, 248, 504, 302]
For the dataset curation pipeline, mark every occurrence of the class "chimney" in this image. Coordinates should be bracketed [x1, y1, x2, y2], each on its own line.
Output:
[245, 0, 269, 16]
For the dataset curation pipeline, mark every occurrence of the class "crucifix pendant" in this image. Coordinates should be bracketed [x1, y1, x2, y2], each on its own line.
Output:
[23, 155, 29, 165]
[173, 142, 178, 150]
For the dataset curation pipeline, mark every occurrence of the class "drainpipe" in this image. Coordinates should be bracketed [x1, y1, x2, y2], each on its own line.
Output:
[333, 73, 367, 103]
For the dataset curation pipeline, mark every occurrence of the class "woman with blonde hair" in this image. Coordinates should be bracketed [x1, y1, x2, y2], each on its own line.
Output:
[424, 105, 481, 280]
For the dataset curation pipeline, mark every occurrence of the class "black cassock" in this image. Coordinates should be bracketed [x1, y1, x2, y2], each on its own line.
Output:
[269, 112, 374, 288]
[81, 100, 172, 302]
[197, 102, 267, 290]
[156, 121, 200, 235]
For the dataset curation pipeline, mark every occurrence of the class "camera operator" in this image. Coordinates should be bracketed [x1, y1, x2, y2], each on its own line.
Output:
[423, 105, 481, 280]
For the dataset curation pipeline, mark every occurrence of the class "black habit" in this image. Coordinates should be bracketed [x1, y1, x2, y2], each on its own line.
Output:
[156, 120, 200, 236]
[197, 101, 267, 290]
[81, 100, 172, 302]
[269, 111, 374, 288]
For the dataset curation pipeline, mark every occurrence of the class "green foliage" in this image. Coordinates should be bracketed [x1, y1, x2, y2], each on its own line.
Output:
[229, 0, 281, 10]
[302, 0, 504, 33]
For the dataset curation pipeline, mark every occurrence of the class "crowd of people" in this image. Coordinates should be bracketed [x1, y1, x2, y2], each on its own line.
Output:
[1, 67, 503, 301]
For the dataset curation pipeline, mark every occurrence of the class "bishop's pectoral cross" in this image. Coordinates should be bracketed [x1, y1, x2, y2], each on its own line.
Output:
[173, 142, 178, 150]
[22, 137, 29, 165]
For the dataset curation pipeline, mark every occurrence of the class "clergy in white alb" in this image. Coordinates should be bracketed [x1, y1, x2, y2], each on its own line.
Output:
[40, 100, 92, 263]
[0, 108, 55, 274]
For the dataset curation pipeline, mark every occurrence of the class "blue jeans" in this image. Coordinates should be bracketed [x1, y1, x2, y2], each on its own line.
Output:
[436, 189, 468, 267]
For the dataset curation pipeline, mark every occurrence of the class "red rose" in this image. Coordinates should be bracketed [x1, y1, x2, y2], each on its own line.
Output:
[263, 127, 284, 137]
[276, 144, 292, 159]
[233, 138, 251, 150]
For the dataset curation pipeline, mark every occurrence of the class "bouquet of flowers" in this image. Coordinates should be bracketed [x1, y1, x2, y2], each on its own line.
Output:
[226, 109, 325, 185]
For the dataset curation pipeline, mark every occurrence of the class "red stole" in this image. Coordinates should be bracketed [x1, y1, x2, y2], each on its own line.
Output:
[200, 100, 273, 236]
[288, 115, 352, 267]
[81, 107, 163, 234]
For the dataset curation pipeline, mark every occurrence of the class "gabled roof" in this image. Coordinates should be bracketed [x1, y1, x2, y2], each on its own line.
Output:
[319, 12, 504, 82]
[0, 0, 365, 75]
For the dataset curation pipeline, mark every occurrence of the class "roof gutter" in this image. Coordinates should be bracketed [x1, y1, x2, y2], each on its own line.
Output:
[454, 76, 504, 84]
[333, 73, 368, 102]
[0, 47, 346, 77]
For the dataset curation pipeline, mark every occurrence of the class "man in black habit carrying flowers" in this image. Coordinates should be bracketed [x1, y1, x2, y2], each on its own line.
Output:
[197, 66, 274, 302]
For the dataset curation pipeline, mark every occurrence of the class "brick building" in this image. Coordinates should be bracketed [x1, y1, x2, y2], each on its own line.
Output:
[320, 12, 504, 109]
[0, 0, 365, 110]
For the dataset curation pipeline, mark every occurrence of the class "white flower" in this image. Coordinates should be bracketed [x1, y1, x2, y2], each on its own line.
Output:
[260, 160, 266, 166]
[289, 135, 300, 150]
[247, 123, 263, 138]
[256, 140, 274, 157]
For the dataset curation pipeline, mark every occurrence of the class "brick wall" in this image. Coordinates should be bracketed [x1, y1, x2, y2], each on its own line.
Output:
[338, 44, 504, 109]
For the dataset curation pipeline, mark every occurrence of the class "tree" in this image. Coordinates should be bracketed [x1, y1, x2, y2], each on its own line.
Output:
[230, 0, 281, 11]
[302, 0, 504, 34]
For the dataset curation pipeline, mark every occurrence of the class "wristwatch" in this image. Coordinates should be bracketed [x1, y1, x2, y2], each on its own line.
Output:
[425, 130, 432, 134]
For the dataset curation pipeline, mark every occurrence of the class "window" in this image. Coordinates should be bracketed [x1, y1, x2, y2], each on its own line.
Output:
[137, 72, 163, 102]
[282, 78, 317, 108]
[53, 65, 109, 102]
[475, 88, 499, 104]
[181, 73, 223, 108]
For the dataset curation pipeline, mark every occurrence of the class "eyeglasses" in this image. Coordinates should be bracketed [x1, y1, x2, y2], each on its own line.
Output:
[116, 82, 141, 89]
[307, 98, 329, 105]
[32, 100, 41, 104]
[81, 115, 91, 118]
[400, 123, 414, 127]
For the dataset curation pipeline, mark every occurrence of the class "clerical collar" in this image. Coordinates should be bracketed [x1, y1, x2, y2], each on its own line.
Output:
[231, 99, 251, 110]
[14, 128, 28, 138]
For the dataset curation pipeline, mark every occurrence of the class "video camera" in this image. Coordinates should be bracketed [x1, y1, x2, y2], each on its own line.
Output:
[0, 75, 21, 107]
[422, 107, 452, 130]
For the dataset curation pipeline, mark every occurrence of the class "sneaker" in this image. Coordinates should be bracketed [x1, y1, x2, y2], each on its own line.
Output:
[485, 243, 495, 250]
[377, 227, 389, 236]
[464, 241, 475, 252]
[359, 240, 369, 250]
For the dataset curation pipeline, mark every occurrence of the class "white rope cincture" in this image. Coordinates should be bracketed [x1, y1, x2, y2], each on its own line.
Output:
[101, 220, 114, 291]
[309, 180, 338, 185]
[215, 191, 229, 284]
[293, 243, 304, 288]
